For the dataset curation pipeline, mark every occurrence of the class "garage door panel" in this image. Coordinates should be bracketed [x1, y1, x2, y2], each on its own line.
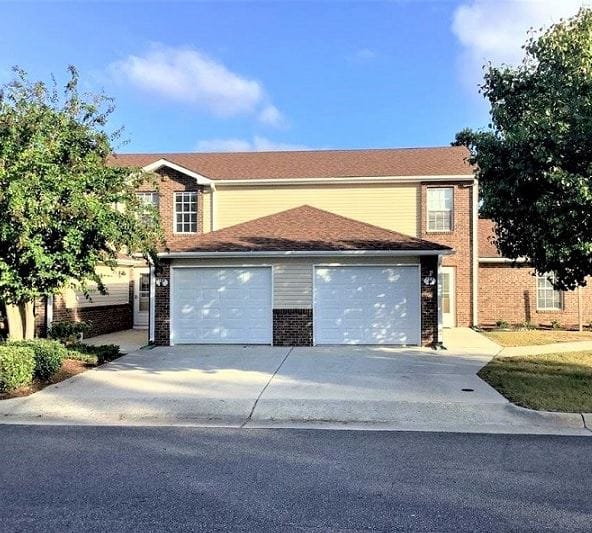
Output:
[314, 266, 420, 345]
[172, 267, 272, 344]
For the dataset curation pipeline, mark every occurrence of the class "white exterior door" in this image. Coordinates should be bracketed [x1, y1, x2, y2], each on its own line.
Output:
[439, 266, 456, 328]
[133, 268, 150, 329]
[313, 265, 421, 345]
[171, 267, 272, 344]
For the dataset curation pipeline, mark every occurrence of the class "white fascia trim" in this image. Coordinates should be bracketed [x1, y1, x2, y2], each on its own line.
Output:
[211, 174, 474, 186]
[142, 159, 214, 187]
[160, 249, 454, 259]
[478, 257, 528, 263]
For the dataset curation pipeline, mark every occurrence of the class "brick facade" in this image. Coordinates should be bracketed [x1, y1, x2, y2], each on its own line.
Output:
[154, 260, 171, 345]
[420, 181, 475, 327]
[420, 256, 439, 346]
[479, 264, 592, 328]
[137, 168, 205, 251]
[52, 294, 133, 338]
[272, 309, 313, 346]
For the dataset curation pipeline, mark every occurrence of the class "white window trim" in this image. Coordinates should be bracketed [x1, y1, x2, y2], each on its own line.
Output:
[173, 191, 198, 234]
[536, 273, 563, 311]
[426, 186, 454, 233]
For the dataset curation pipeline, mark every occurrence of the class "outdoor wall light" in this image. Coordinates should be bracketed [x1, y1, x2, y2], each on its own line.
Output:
[422, 270, 437, 287]
[155, 278, 169, 287]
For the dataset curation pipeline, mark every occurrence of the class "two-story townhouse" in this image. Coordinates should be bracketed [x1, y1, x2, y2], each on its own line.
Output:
[108, 146, 476, 348]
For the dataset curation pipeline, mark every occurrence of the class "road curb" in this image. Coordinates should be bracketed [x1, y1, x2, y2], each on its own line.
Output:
[507, 403, 592, 431]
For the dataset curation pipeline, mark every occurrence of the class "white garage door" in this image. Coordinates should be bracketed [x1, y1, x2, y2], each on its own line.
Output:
[171, 267, 272, 344]
[314, 265, 420, 345]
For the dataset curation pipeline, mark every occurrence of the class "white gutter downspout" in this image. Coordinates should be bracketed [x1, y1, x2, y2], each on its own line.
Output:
[437, 254, 443, 344]
[471, 177, 479, 327]
[210, 183, 216, 231]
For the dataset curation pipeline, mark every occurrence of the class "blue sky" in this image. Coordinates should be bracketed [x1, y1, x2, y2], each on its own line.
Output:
[0, 0, 587, 153]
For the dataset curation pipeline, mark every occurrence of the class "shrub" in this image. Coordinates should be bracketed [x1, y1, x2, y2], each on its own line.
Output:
[520, 320, 536, 330]
[67, 343, 121, 365]
[550, 319, 562, 330]
[0, 345, 35, 392]
[495, 319, 510, 329]
[9, 339, 66, 380]
[48, 320, 91, 344]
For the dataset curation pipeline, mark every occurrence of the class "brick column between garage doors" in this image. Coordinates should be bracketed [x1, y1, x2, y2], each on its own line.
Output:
[420, 256, 439, 346]
[154, 261, 171, 346]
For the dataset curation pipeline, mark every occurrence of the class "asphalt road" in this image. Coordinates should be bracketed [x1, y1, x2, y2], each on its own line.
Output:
[0, 425, 590, 532]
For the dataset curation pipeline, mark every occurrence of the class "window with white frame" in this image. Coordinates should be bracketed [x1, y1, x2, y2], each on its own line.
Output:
[427, 187, 453, 232]
[136, 192, 159, 224]
[174, 191, 197, 233]
[536, 273, 563, 310]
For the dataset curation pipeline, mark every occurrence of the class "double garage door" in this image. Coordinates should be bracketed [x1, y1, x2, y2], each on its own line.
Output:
[171, 265, 420, 345]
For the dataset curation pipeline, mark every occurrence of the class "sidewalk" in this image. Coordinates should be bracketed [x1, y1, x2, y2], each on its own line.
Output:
[82, 329, 148, 354]
[498, 340, 592, 357]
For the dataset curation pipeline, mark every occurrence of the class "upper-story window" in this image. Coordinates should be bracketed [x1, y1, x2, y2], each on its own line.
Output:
[427, 187, 454, 232]
[136, 192, 159, 223]
[536, 273, 563, 311]
[174, 191, 197, 233]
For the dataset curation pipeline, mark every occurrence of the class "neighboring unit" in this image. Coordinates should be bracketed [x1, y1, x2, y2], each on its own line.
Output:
[478, 219, 592, 328]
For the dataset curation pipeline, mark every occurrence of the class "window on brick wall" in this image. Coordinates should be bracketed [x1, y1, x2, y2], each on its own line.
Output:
[536, 273, 563, 311]
[136, 192, 159, 224]
[174, 191, 197, 233]
[427, 187, 453, 232]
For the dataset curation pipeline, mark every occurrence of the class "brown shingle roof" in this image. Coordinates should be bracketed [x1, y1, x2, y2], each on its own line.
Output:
[169, 205, 453, 253]
[479, 218, 501, 257]
[110, 146, 473, 181]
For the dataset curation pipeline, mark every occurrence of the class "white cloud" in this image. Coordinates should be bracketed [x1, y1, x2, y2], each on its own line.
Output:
[452, 0, 590, 91]
[353, 48, 377, 61]
[258, 104, 285, 127]
[195, 136, 310, 152]
[109, 44, 283, 124]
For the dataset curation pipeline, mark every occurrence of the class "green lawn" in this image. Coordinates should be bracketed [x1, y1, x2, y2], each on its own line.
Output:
[478, 351, 592, 412]
[482, 329, 592, 347]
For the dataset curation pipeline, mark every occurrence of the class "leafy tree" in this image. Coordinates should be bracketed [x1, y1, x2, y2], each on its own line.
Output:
[0, 66, 162, 339]
[455, 8, 592, 291]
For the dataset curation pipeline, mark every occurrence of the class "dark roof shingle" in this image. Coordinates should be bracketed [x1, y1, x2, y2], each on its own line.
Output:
[110, 146, 473, 181]
[169, 205, 453, 253]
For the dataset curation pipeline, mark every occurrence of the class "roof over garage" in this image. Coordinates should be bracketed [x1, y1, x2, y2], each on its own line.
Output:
[161, 205, 453, 255]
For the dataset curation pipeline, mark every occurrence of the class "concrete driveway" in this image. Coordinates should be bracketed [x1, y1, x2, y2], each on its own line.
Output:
[0, 330, 587, 434]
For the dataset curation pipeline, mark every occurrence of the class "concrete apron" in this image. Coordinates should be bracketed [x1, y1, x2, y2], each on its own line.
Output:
[0, 344, 589, 436]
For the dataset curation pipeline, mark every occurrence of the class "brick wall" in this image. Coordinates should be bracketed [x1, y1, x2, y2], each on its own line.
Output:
[154, 260, 171, 345]
[479, 264, 592, 328]
[138, 168, 205, 251]
[52, 294, 133, 338]
[273, 309, 313, 346]
[421, 256, 439, 346]
[420, 181, 475, 327]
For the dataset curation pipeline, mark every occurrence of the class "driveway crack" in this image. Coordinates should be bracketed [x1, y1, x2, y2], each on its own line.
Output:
[241, 347, 293, 428]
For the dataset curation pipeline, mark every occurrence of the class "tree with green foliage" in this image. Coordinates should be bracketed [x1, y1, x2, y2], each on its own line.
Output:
[0, 66, 162, 339]
[455, 8, 592, 291]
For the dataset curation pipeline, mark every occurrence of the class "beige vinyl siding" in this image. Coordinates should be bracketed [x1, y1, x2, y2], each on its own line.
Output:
[212, 183, 420, 236]
[64, 266, 131, 309]
[171, 256, 419, 309]
[201, 189, 212, 233]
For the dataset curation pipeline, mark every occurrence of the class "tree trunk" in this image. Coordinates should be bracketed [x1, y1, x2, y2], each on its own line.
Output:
[5, 303, 24, 340]
[5, 301, 36, 340]
[24, 300, 35, 339]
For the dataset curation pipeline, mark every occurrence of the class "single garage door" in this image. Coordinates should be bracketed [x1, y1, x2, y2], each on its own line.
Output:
[314, 265, 420, 345]
[171, 267, 272, 344]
